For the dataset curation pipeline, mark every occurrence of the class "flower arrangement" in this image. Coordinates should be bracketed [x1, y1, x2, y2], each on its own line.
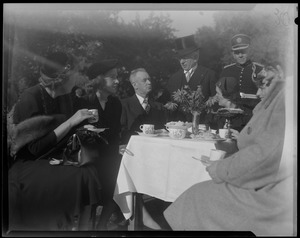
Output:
[163, 85, 219, 135]
[165, 85, 211, 114]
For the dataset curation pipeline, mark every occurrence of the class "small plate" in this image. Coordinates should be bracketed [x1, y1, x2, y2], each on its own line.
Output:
[87, 128, 108, 133]
[190, 136, 226, 142]
[216, 108, 244, 114]
[84, 125, 109, 133]
[137, 132, 159, 137]
[155, 129, 169, 136]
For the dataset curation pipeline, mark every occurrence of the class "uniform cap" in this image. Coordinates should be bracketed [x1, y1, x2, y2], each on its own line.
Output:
[231, 34, 251, 51]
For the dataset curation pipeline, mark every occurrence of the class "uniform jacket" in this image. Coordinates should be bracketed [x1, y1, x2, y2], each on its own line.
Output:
[220, 60, 264, 110]
[120, 94, 167, 144]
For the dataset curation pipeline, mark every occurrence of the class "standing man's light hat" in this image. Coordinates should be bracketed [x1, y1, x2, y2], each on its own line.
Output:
[231, 34, 251, 51]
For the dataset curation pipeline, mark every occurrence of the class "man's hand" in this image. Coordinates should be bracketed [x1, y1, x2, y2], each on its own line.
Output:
[164, 102, 178, 111]
[205, 95, 218, 107]
[199, 155, 218, 168]
[230, 128, 240, 140]
[119, 144, 127, 155]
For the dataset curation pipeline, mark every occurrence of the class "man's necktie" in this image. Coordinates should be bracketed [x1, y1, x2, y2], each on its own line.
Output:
[185, 70, 193, 83]
[143, 98, 150, 113]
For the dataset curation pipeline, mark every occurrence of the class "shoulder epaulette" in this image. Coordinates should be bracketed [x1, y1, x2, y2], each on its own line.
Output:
[223, 63, 236, 69]
[252, 62, 264, 67]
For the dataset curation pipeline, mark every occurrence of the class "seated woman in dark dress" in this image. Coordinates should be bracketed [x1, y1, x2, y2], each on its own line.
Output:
[74, 59, 124, 230]
[8, 52, 104, 231]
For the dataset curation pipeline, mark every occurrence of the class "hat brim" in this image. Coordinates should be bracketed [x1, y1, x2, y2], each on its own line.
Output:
[232, 45, 249, 51]
[175, 47, 200, 58]
[87, 59, 119, 80]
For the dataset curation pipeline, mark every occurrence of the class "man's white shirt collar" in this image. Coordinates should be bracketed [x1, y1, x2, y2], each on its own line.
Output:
[184, 64, 198, 76]
[136, 94, 147, 105]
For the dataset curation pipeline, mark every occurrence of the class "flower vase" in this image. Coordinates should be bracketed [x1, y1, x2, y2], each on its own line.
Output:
[192, 111, 200, 135]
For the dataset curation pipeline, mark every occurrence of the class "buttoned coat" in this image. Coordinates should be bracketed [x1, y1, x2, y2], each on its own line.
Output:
[220, 60, 264, 110]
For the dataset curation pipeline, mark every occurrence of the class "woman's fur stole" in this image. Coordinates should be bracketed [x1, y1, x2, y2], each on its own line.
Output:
[7, 105, 66, 156]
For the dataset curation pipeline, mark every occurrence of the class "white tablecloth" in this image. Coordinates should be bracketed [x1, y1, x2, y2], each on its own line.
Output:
[113, 135, 217, 220]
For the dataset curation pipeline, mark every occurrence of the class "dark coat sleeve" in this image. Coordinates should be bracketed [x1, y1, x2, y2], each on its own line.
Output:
[166, 71, 184, 99]
[120, 96, 144, 144]
[120, 99, 131, 144]
[13, 89, 58, 158]
[105, 96, 122, 146]
[201, 68, 217, 99]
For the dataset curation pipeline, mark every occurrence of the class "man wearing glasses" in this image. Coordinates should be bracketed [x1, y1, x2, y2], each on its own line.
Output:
[220, 33, 264, 112]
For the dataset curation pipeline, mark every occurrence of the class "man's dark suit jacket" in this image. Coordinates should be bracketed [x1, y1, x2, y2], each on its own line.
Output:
[120, 94, 168, 144]
[167, 65, 217, 101]
[166, 65, 218, 123]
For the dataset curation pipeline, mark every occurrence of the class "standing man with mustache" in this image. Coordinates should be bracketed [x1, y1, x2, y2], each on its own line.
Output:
[220, 34, 264, 112]
[165, 34, 217, 123]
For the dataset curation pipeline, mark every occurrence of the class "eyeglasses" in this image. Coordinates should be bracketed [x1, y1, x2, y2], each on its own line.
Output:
[233, 50, 248, 55]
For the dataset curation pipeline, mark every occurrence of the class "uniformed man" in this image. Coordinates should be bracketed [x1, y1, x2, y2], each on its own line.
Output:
[220, 33, 264, 111]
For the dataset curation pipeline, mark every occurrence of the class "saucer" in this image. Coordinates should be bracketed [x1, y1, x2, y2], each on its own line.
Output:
[137, 132, 158, 137]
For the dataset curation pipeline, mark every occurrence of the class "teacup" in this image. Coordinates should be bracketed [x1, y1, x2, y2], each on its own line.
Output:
[88, 109, 99, 123]
[210, 149, 226, 161]
[218, 129, 229, 139]
[140, 124, 155, 134]
[199, 124, 207, 131]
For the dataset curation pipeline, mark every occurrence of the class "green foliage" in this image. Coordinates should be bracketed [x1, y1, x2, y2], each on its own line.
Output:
[212, 11, 290, 67]
[5, 8, 293, 111]
[6, 10, 178, 109]
[195, 26, 224, 75]
[195, 10, 291, 76]
[172, 85, 206, 114]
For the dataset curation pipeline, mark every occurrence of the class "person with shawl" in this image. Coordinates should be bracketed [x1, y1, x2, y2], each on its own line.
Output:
[163, 65, 294, 236]
[8, 51, 105, 231]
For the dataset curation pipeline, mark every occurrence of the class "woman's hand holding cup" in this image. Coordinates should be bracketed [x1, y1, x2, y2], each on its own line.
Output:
[68, 109, 95, 127]
[87, 109, 99, 123]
